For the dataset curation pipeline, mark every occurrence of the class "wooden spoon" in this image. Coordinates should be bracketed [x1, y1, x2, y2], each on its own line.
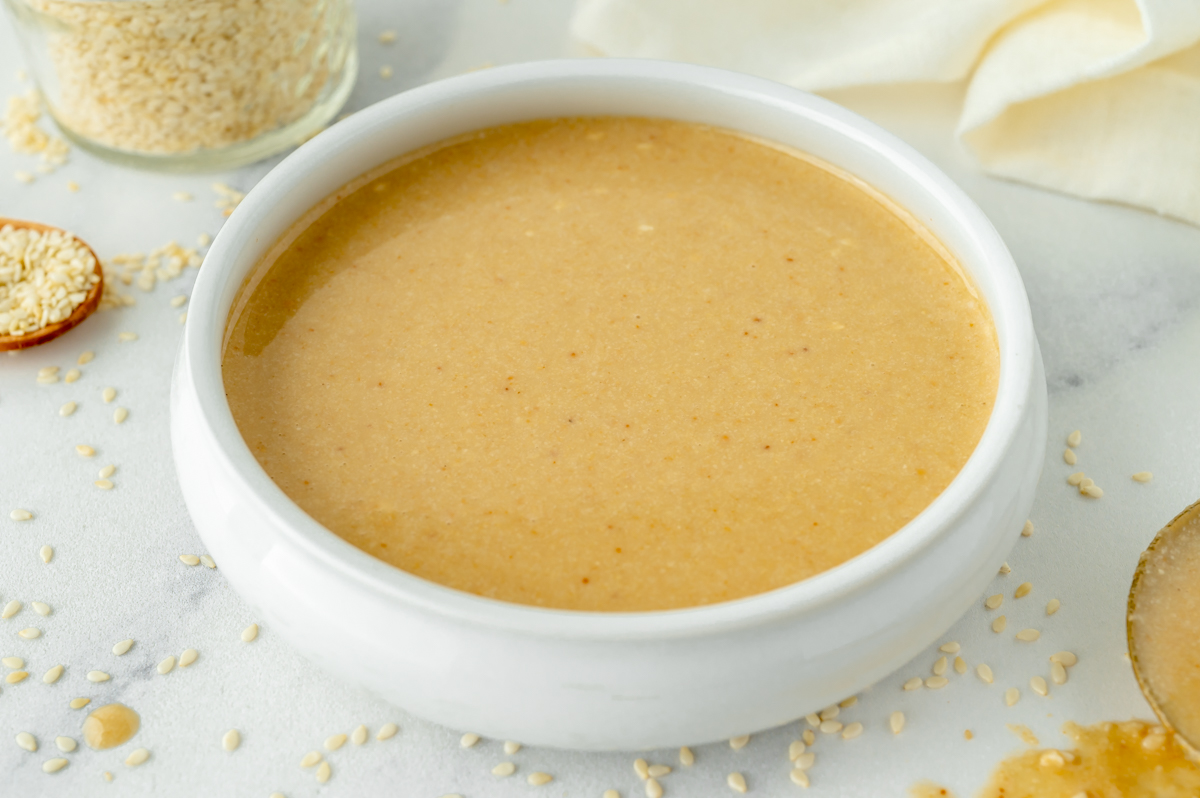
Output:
[0, 217, 104, 351]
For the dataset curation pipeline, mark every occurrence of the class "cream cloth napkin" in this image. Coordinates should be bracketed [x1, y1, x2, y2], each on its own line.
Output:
[571, 0, 1200, 226]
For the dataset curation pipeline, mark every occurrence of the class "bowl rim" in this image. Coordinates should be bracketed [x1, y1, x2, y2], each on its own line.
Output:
[182, 58, 1035, 641]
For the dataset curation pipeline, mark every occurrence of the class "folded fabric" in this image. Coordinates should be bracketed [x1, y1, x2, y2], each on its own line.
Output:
[572, 0, 1200, 226]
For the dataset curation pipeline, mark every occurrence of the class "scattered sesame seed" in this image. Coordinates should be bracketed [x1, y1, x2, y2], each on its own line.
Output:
[78, 351, 93, 364]
[178, 312, 187, 324]
[925, 676, 949, 689]
[179, 554, 200, 566]
[94, 479, 113, 490]
[348, 724, 367, 746]
[1080, 478, 1094, 489]
[170, 295, 188, 308]
[42, 757, 68, 773]
[604, 791, 619, 798]
[55, 736, 76, 753]
[890, 711, 905, 734]
[376, 722, 397, 740]
[19, 627, 41, 639]
[819, 705, 839, 721]
[15, 170, 35, 184]
[933, 656, 948, 676]
[37, 373, 59, 384]
[17, 731, 38, 751]
[64, 368, 80, 383]
[954, 656, 968, 674]
[647, 765, 671, 778]
[1051, 661, 1068, 685]
[1067, 472, 1085, 486]
[31, 602, 50, 616]
[460, 732, 480, 748]
[1005, 687, 1020, 706]
[805, 713, 820, 726]
[727, 771, 748, 793]
[634, 758, 650, 779]
[125, 748, 149, 767]
[1047, 599, 1061, 615]
[76, 445, 94, 457]
[117, 332, 137, 343]
[113, 407, 128, 424]
[1021, 520, 1034, 537]
[1007, 724, 1039, 746]
[43, 665, 63, 683]
[172, 192, 193, 202]
[645, 777, 663, 798]
[379, 65, 394, 79]
[1015, 582, 1033, 599]
[793, 751, 815, 770]
[378, 29, 397, 43]
[98, 464, 115, 479]
[730, 733, 750, 749]
[790, 768, 810, 788]
[199, 555, 215, 569]
[10, 509, 32, 521]
[300, 751, 322, 768]
[59, 401, 76, 416]
[1050, 651, 1078, 667]
[66, 181, 79, 193]
[315, 761, 331, 783]
[241, 623, 258, 642]
[680, 745, 694, 765]
[86, 670, 110, 682]
[325, 734, 346, 751]
[976, 664, 994, 684]
[1015, 628, 1041, 642]
[1030, 676, 1049, 696]
[788, 740, 807, 760]
[157, 655, 176, 674]
[1063, 449, 1077, 465]
[6, 670, 29, 683]
[939, 642, 961, 654]
[492, 762, 515, 777]
[109, 638, 134, 657]
[1039, 750, 1064, 768]
[1132, 471, 1153, 483]
[1067, 430, 1082, 447]
[1, 656, 22, 668]
[503, 740, 521, 754]
[528, 772, 553, 786]
[999, 562, 1012, 574]
[903, 677, 923, 691]
[820, 719, 844, 733]
[1082, 485, 1103, 498]
[992, 616, 1007, 633]
[803, 729, 815, 745]
[101, 387, 116, 403]
[39, 546, 52, 563]
[3, 600, 21, 618]
[197, 233, 212, 247]
[223, 729, 241, 751]
[69, 697, 90, 709]
[839, 695, 858, 708]
[841, 722, 864, 740]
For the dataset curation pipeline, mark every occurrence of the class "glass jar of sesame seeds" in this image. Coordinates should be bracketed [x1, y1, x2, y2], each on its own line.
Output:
[2, 0, 358, 171]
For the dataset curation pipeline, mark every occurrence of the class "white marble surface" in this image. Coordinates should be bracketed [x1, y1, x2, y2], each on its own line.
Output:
[2, 2, 1200, 796]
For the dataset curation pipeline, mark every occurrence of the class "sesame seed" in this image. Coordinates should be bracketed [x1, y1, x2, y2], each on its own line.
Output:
[954, 656, 967, 674]
[98, 464, 115, 479]
[31, 602, 50, 616]
[977, 663, 994, 684]
[1050, 651, 1078, 667]
[933, 656, 948, 676]
[839, 695, 858, 708]
[1082, 484, 1103, 498]
[157, 655, 176, 674]
[680, 745, 694, 765]
[17, 732, 38, 751]
[113, 407, 128, 424]
[820, 719, 844, 733]
[15, 170, 35, 184]
[39, 366, 60, 377]
[1067, 472, 1085, 486]
[19, 627, 41, 639]
[803, 729, 815, 745]
[925, 676, 949, 689]
[6, 670, 29, 683]
[66, 181, 79, 193]
[55, 736, 76, 752]
[172, 192, 193, 202]
[197, 233, 212, 247]
[793, 751, 815, 770]
[645, 777, 663, 798]
[2, 600, 21, 618]
[10, 509, 32, 521]
[76, 445, 94, 457]
[95, 479, 113, 490]
[104, 773, 114, 782]
[1, 656, 21, 668]
[604, 791, 619, 798]
[890, 711, 905, 734]
[350, 724, 368, 745]
[503, 740, 521, 754]
[325, 734, 346, 751]
[992, 616, 1007, 633]
[378, 29, 397, 43]
[634, 758, 649, 779]
[790, 769, 810, 788]
[1039, 750, 1064, 768]
[648, 765, 671, 778]
[1015, 628, 1041, 642]
[819, 705, 839, 721]
[1079, 478, 1094, 489]
[77, 351, 94, 365]
[42, 757, 68, 773]
[179, 554, 200, 566]
[37, 374, 58, 384]
[64, 369, 80, 383]
[117, 332, 137, 343]
[727, 771, 748, 793]
[1015, 582, 1033, 599]
[39, 545, 53, 563]
[379, 65, 394, 79]
[315, 761, 331, 783]
[1021, 520, 1034, 537]
[43, 665, 63, 683]
[1132, 471, 1153, 483]
[999, 562, 1011, 575]
[223, 729, 241, 751]
[241, 623, 258, 642]
[460, 733, 480, 748]
[86, 670, 110, 682]
[1067, 430, 1082, 447]
[842, 722, 864, 740]
[1063, 448, 1077, 465]
[101, 387, 115, 403]
[69, 697, 90, 709]
[171, 295, 188, 308]
[903, 677, 923, 691]
[528, 772, 553, 786]
[59, 401, 76, 416]
[730, 734, 750, 749]
[492, 762, 515, 777]
[939, 642, 961, 654]
[1005, 687, 1020, 706]
[199, 555, 216, 569]
[805, 713, 820, 726]
[1030, 676, 1049, 696]
[179, 312, 187, 324]
[1051, 661, 1068, 685]
[1047, 599, 1061, 615]
[300, 751, 322, 768]
[125, 748, 149, 767]
[788, 740, 807, 760]
[376, 722, 398, 740]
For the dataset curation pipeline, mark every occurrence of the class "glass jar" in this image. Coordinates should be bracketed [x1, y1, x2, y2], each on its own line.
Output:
[2, 0, 358, 171]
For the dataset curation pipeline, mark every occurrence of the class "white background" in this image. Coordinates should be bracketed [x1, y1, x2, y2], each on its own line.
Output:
[3, 1, 1200, 796]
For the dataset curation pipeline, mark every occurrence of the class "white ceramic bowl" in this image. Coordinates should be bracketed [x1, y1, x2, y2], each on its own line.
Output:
[170, 59, 1047, 751]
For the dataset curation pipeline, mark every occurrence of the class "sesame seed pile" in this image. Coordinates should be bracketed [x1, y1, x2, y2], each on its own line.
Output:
[27, 0, 351, 155]
[0, 223, 98, 338]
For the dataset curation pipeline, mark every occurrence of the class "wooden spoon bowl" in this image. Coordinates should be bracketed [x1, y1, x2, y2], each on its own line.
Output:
[0, 217, 104, 351]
